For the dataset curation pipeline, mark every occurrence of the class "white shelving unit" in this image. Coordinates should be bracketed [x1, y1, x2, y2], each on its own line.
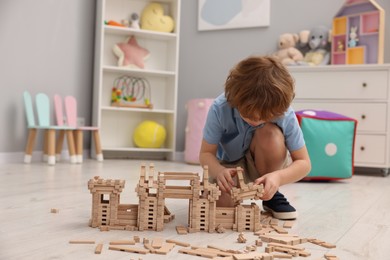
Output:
[92, 0, 180, 160]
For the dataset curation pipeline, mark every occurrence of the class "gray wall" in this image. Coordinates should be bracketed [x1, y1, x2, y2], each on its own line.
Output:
[0, 0, 389, 158]
[177, 0, 390, 152]
[0, 0, 96, 154]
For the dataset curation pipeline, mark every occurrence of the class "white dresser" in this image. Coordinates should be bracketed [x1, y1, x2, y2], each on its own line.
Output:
[289, 64, 390, 176]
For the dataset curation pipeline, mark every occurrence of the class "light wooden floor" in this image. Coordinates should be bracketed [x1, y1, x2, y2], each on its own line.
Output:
[1, 159, 390, 260]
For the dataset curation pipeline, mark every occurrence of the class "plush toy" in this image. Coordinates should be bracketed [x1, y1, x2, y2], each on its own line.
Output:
[272, 33, 304, 66]
[296, 30, 311, 57]
[130, 13, 140, 30]
[141, 3, 174, 33]
[298, 26, 331, 66]
[112, 36, 150, 68]
[133, 120, 166, 148]
[348, 26, 359, 47]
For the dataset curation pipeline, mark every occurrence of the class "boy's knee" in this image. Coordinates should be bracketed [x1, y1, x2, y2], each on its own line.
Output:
[253, 123, 284, 147]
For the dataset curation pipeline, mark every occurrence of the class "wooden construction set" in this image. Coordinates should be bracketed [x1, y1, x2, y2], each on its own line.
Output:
[88, 163, 264, 233]
[83, 163, 339, 259]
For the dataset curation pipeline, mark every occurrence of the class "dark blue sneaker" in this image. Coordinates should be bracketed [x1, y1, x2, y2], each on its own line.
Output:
[262, 191, 297, 220]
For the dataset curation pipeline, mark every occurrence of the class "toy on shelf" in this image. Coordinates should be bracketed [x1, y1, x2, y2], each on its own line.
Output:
[104, 20, 126, 27]
[272, 33, 304, 66]
[331, 0, 385, 65]
[111, 75, 152, 109]
[141, 2, 175, 33]
[348, 26, 359, 47]
[130, 13, 140, 30]
[297, 26, 331, 66]
[337, 39, 345, 51]
[133, 120, 166, 148]
[112, 36, 150, 68]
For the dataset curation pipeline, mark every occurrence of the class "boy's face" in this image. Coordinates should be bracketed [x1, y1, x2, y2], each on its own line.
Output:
[239, 113, 265, 127]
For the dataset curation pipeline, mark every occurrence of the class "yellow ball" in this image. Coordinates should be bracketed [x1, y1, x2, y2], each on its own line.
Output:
[133, 121, 166, 148]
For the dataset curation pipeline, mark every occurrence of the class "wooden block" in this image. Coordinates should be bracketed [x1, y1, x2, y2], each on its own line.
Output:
[165, 239, 190, 247]
[233, 252, 272, 260]
[271, 225, 289, 234]
[69, 240, 95, 244]
[179, 248, 217, 258]
[271, 253, 292, 259]
[283, 220, 295, 228]
[325, 253, 340, 260]
[134, 236, 140, 243]
[109, 240, 135, 245]
[143, 243, 156, 253]
[50, 208, 59, 213]
[176, 225, 188, 235]
[108, 245, 149, 254]
[155, 242, 175, 255]
[151, 237, 163, 249]
[94, 243, 103, 254]
[267, 242, 305, 251]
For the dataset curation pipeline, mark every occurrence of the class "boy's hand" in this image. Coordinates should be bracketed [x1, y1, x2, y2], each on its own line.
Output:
[255, 172, 281, 201]
[216, 168, 237, 192]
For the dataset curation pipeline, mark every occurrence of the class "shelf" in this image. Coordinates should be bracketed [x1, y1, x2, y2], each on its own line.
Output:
[333, 17, 347, 35]
[347, 46, 365, 64]
[361, 11, 380, 34]
[101, 105, 175, 114]
[104, 25, 177, 41]
[103, 147, 174, 152]
[103, 65, 175, 77]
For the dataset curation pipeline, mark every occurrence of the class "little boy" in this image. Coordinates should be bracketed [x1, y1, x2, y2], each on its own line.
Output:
[199, 56, 311, 220]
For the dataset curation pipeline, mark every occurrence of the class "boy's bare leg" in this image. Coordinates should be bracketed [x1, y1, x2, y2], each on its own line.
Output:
[250, 123, 287, 175]
[216, 191, 235, 207]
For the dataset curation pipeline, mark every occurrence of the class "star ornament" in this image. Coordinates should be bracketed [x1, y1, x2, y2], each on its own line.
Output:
[112, 36, 150, 69]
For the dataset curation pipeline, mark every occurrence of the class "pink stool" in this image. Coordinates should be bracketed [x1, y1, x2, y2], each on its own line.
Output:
[184, 98, 214, 164]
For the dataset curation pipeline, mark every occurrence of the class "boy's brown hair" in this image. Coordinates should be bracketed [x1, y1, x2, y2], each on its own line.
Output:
[225, 56, 295, 122]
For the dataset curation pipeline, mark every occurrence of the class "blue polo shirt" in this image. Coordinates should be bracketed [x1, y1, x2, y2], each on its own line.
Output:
[203, 93, 305, 162]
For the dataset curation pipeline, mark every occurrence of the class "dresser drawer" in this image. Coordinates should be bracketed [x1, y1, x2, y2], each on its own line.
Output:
[292, 102, 387, 132]
[354, 135, 386, 164]
[291, 70, 388, 100]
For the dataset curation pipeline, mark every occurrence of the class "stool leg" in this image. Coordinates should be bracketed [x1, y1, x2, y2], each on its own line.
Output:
[93, 130, 103, 162]
[65, 130, 77, 164]
[43, 130, 49, 162]
[47, 129, 56, 166]
[75, 130, 83, 163]
[24, 128, 37, 163]
[56, 130, 65, 162]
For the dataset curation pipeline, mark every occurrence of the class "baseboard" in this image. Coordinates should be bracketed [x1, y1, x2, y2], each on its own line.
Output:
[0, 150, 90, 164]
[0, 150, 187, 164]
[174, 151, 185, 162]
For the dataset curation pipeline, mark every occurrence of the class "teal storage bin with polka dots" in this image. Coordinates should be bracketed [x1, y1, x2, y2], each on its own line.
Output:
[296, 110, 358, 180]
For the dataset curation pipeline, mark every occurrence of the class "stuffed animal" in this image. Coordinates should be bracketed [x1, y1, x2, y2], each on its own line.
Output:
[272, 33, 304, 66]
[348, 26, 359, 47]
[296, 30, 311, 57]
[298, 26, 331, 66]
[112, 36, 150, 68]
[141, 3, 174, 33]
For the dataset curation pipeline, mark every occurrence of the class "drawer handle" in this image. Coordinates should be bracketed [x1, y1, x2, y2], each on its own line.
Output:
[362, 82, 367, 87]
[361, 114, 366, 120]
[360, 146, 365, 151]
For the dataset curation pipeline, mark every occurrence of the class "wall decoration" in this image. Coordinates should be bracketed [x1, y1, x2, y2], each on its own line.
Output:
[198, 0, 270, 31]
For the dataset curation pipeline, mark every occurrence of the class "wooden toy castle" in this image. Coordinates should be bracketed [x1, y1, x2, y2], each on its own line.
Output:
[88, 163, 264, 233]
